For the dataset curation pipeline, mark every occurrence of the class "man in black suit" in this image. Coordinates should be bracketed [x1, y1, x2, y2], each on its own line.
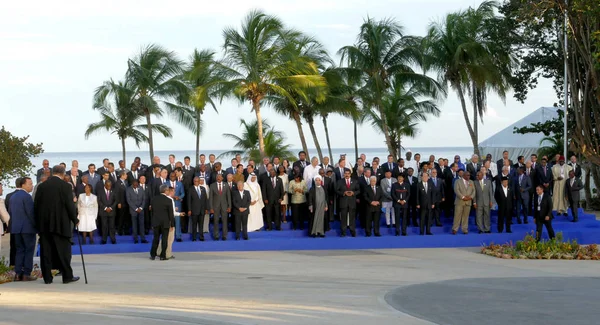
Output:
[536, 158, 553, 193]
[209, 162, 226, 186]
[5, 178, 21, 267]
[98, 180, 117, 244]
[150, 185, 175, 260]
[430, 169, 445, 227]
[568, 156, 582, 178]
[466, 154, 481, 177]
[336, 169, 360, 237]
[138, 175, 152, 234]
[496, 150, 513, 174]
[357, 168, 371, 229]
[513, 155, 525, 169]
[416, 173, 434, 235]
[262, 169, 285, 231]
[165, 154, 177, 174]
[36, 159, 51, 183]
[406, 167, 419, 227]
[115, 172, 130, 236]
[232, 181, 251, 240]
[495, 176, 514, 233]
[534, 185, 555, 241]
[188, 177, 208, 241]
[293, 151, 308, 175]
[127, 162, 141, 184]
[34, 165, 80, 284]
[566, 170, 583, 222]
[393, 159, 407, 179]
[363, 176, 383, 237]
[97, 158, 110, 177]
[95, 172, 110, 196]
[391, 174, 410, 236]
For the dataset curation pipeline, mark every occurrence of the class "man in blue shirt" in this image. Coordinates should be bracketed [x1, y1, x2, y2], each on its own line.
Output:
[9, 177, 37, 281]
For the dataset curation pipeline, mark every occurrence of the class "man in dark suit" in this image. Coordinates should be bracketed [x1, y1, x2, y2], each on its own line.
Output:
[205, 154, 217, 173]
[393, 159, 408, 179]
[525, 161, 538, 214]
[97, 158, 110, 177]
[9, 177, 37, 281]
[150, 185, 175, 260]
[262, 168, 285, 231]
[115, 172, 130, 236]
[188, 177, 208, 241]
[293, 151, 308, 175]
[165, 154, 177, 174]
[4, 178, 21, 267]
[514, 167, 532, 224]
[391, 174, 410, 236]
[127, 162, 141, 184]
[34, 166, 79, 284]
[126, 179, 147, 244]
[382, 155, 397, 176]
[568, 156, 582, 178]
[210, 162, 226, 186]
[430, 169, 445, 227]
[98, 180, 117, 244]
[225, 158, 238, 176]
[363, 176, 383, 237]
[443, 163, 458, 218]
[139, 176, 152, 235]
[336, 169, 360, 237]
[466, 154, 481, 177]
[536, 158, 553, 193]
[416, 173, 434, 235]
[566, 170, 583, 222]
[534, 185, 555, 241]
[495, 176, 514, 233]
[232, 181, 251, 240]
[496, 150, 513, 174]
[36, 159, 51, 183]
[406, 168, 419, 227]
[209, 173, 232, 240]
[95, 172, 110, 196]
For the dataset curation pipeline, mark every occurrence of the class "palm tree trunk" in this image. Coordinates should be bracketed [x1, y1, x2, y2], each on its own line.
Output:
[322, 114, 333, 160]
[195, 111, 201, 167]
[307, 117, 323, 162]
[253, 98, 266, 158]
[455, 83, 478, 156]
[472, 84, 480, 157]
[121, 137, 127, 167]
[145, 112, 154, 161]
[397, 136, 402, 162]
[353, 119, 359, 161]
[377, 103, 395, 157]
[293, 111, 309, 156]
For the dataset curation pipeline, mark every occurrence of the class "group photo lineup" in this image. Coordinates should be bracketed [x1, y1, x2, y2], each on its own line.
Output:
[1, 1, 599, 324]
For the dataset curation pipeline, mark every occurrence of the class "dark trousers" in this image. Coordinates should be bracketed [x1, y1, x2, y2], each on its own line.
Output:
[339, 207, 356, 235]
[100, 214, 116, 243]
[291, 203, 305, 230]
[365, 210, 381, 236]
[419, 207, 432, 235]
[145, 208, 152, 233]
[117, 207, 130, 235]
[9, 233, 16, 266]
[213, 209, 228, 239]
[497, 208, 512, 233]
[569, 198, 579, 220]
[516, 196, 530, 221]
[39, 233, 74, 283]
[325, 200, 333, 231]
[14, 233, 36, 276]
[535, 217, 556, 241]
[408, 202, 419, 226]
[234, 212, 249, 239]
[131, 211, 145, 241]
[190, 214, 206, 240]
[265, 203, 281, 230]
[394, 204, 409, 234]
[150, 226, 169, 258]
[432, 204, 442, 226]
[181, 215, 189, 234]
[443, 198, 453, 218]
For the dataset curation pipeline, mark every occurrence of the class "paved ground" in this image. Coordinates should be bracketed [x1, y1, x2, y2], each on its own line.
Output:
[1, 236, 600, 325]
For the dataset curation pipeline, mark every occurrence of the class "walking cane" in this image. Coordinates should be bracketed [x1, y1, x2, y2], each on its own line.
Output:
[75, 226, 88, 284]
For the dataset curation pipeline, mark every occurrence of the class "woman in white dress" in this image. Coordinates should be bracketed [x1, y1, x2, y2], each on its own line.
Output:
[244, 173, 265, 232]
[278, 165, 290, 223]
[77, 184, 98, 244]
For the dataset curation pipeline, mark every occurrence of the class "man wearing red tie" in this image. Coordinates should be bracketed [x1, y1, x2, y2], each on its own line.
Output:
[336, 170, 361, 237]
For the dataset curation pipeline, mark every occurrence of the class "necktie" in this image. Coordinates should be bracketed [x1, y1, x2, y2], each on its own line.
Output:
[106, 191, 109, 200]
[538, 196, 542, 206]
[519, 175, 522, 186]
[481, 180, 483, 188]
[135, 188, 138, 195]
[464, 180, 467, 187]
[196, 187, 201, 197]
[229, 182, 232, 188]
[172, 181, 175, 188]
[544, 168, 547, 176]
[272, 178, 276, 188]
[218, 183, 222, 194]
[372, 186, 376, 193]
[112, 173, 115, 180]
[389, 163, 392, 170]
[346, 179, 350, 189]
[134, 171, 137, 179]
[424, 183, 427, 193]
[571, 179, 574, 186]
[434, 178, 437, 186]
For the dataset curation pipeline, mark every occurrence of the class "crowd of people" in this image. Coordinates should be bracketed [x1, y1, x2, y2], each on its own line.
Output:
[1, 149, 584, 270]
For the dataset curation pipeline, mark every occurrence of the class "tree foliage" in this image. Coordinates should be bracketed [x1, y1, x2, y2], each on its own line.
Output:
[0, 126, 44, 186]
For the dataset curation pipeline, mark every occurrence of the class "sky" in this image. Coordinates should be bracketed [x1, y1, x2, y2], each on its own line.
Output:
[0, 0, 557, 153]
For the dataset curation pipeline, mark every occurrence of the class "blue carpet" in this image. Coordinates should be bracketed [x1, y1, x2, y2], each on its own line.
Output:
[72, 208, 600, 255]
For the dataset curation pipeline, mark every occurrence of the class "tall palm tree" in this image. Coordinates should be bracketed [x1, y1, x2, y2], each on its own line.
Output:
[86, 80, 172, 165]
[184, 49, 227, 166]
[538, 136, 564, 159]
[126, 44, 194, 160]
[424, 1, 513, 156]
[220, 118, 295, 162]
[339, 17, 438, 157]
[221, 10, 326, 158]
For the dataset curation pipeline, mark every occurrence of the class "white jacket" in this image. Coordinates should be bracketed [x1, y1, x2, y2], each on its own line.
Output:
[0, 198, 10, 236]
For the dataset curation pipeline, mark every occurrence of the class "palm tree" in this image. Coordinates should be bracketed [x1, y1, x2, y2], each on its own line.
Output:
[220, 118, 295, 162]
[339, 17, 438, 157]
[221, 10, 326, 158]
[126, 44, 194, 160]
[539, 136, 564, 159]
[86, 80, 171, 165]
[184, 49, 227, 166]
[424, 1, 513, 156]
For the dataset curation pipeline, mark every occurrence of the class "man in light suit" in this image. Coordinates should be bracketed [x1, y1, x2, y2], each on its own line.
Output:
[453, 171, 475, 235]
[209, 174, 232, 240]
[379, 170, 397, 228]
[514, 167, 532, 224]
[126, 179, 147, 244]
[232, 181, 251, 240]
[473, 171, 493, 233]
[84, 164, 101, 193]
[566, 170, 583, 222]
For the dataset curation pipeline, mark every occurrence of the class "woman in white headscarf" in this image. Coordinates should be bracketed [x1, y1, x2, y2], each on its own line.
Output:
[244, 173, 265, 232]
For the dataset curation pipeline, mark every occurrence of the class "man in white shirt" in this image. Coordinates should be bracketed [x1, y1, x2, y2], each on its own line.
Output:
[303, 157, 322, 190]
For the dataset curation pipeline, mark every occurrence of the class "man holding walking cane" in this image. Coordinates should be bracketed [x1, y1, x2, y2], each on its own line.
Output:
[34, 165, 81, 284]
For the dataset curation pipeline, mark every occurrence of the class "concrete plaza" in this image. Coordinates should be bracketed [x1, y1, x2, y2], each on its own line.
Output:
[1, 236, 599, 325]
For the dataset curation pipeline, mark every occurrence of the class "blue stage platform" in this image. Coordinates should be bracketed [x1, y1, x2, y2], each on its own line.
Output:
[72, 208, 600, 255]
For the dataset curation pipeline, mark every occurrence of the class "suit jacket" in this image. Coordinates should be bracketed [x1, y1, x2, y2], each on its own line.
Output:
[496, 159, 514, 174]
[381, 162, 397, 176]
[114, 179, 129, 207]
[566, 177, 583, 203]
[67, 174, 81, 189]
[205, 162, 216, 174]
[568, 162, 582, 178]
[534, 193, 553, 220]
[536, 165, 553, 187]
[210, 170, 227, 185]
[454, 178, 475, 206]
[95, 179, 110, 197]
[466, 162, 481, 177]
[262, 176, 285, 204]
[165, 164, 177, 175]
[336, 178, 361, 209]
[513, 174, 532, 201]
[393, 166, 408, 179]
[139, 183, 152, 209]
[85, 173, 101, 193]
[209, 182, 232, 212]
[9, 190, 36, 234]
[150, 177, 166, 200]
[525, 167, 537, 187]
[66, 169, 83, 177]
[474, 179, 493, 207]
[151, 194, 175, 228]
[380, 177, 397, 202]
[323, 177, 335, 202]
[126, 186, 146, 214]
[166, 180, 185, 210]
[333, 167, 351, 182]
[406, 175, 418, 204]
[33, 176, 78, 237]
[127, 170, 142, 184]
[430, 177, 445, 204]
[391, 181, 410, 206]
[225, 166, 236, 176]
[187, 185, 208, 216]
[416, 180, 435, 208]
[97, 188, 117, 217]
[232, 190, 251, 216]
[75, 182, 90, 197]
[494, 185, 514, 213]
[363, 185, 384, 212]
[196, 172, 211, 185]
[97, 166, 109, 177]
[36, 167, 51, 183]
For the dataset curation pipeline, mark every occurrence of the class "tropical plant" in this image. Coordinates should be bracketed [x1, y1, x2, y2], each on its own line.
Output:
[339, 17, 439, 157]
[126, 44, 194, 160]
[87, 80, 171, 165]
[184, 49, 227, 166]
[221, 10, 326, 158]
[538, 135, 564, 160]
[424, 1, 513, 156]
[0, 126, 43, 186]
[220, 118, 295, 162]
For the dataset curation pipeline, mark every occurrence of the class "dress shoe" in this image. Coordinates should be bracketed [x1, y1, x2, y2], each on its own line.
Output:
[101, 241, 107, 245]
[463, 231, 468, 235]
[401, 232, 407, 236]
[507, 230, 513, 233]
[563, 213, 569, 217]
[22, 275, 38, 282]
[436, 223, 443, 227]
[149, 256, 156, 260]
[365, 233, 371, 237]
[478, 231, 483, 234]
[14, 274, 22, 281]
[213, 237, 219, 241]
[319, 234, 325, 238]
[387, 225, 391, 228]
[451, 230, 457, 235]
[221, 237, 227, 241]
[141, 239, 148, 244]
[572, 219, 578, 223]
[395, 232, 400, 236]
[199, 238, 205, 242]
[134, 239, 139, 244]
[44, 280, 53, 284]
[111, 240, 117, 244]
[160, 257, 168, 261]
[235, 237, 240, 240]
[419, 232, 425, 236]
[63, 276, 80, 284]
[192, 239, 197, 242]
[375, 233, 381, 237]
[176, 238, 182, 242]
[243, 237, 249, 240]
[426, 232, 433, 235]
[517, 219, 522, 224]
[340, 234, 346, 238]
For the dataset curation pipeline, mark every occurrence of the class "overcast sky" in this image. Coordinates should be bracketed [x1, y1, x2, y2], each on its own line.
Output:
[0, 0, 556, 153]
